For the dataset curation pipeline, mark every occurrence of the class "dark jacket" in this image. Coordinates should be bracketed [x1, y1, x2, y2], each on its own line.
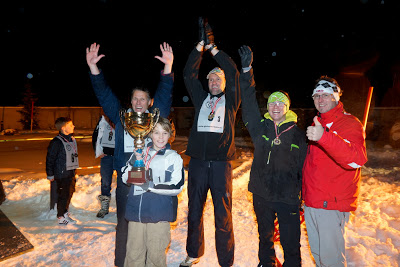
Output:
[183, 48, 240, 161]
[89, 71, 173, 171]
[240, 69, 307, 205]
[46, 132, 76, 180]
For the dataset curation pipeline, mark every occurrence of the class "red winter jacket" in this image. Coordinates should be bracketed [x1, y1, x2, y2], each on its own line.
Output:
[302, 102, 368, 212]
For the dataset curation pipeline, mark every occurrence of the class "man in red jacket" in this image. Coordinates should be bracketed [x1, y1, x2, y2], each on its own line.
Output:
[303, 76, 368, 267]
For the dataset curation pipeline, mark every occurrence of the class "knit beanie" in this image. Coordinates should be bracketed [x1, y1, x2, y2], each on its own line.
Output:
[207, 67, 225, 80]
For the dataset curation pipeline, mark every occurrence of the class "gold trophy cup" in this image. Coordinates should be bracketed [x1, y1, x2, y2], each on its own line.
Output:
[120, 108, 160, 184]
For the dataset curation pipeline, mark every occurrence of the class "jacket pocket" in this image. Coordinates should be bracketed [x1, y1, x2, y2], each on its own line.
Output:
[139, 193, 175, 223]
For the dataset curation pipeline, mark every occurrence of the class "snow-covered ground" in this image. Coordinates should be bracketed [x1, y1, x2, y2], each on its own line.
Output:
[1, 141, 399, 266]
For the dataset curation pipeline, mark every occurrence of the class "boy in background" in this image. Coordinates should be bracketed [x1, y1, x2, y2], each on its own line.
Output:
[46, 117, 79, 225]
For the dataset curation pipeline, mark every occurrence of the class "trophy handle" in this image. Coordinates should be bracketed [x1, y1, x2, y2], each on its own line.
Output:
[119, 108, 128, 131]
[151, 108, 160, 128]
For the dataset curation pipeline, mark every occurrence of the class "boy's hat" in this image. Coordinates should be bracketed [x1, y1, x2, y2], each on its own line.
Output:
[312, 80, 341, 102]
[207, 67, 225, 80]
[267, 91, 290, 109]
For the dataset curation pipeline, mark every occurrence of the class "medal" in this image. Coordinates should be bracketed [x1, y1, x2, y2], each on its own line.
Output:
[208, 112, 215, 121]
[273, 137, 281, 145]
[207, 96, 222, 122]
[273, 122, 295, 146]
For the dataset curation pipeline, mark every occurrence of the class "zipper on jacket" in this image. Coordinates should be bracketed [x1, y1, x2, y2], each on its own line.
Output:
[202, 133, 208, 160]
[138, 194, 143, 222]
[267, 141, 274, 164]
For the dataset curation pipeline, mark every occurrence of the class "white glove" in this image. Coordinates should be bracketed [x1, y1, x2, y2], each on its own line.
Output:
[121, 163, 132, 184]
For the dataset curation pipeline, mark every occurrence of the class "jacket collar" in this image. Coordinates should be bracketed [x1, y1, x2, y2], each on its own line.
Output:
[209, 92, 225, 99]
[58, 132, 73, 140]
[264, 109, 298, 126]
[318, 101, 344, 123]
[147, 142, 171, 155]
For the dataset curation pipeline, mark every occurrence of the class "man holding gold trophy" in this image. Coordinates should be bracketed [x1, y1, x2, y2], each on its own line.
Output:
[86, 42, 174, 267]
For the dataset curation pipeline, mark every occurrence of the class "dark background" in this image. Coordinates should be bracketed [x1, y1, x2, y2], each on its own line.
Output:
[2, 0, 400, 108]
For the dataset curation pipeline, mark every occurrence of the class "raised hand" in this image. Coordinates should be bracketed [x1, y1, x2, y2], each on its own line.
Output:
[306, 116, 324, 142]
[199, 17, 206, 44]
[155, 42, 174, 74]
[155, 42, 173, 66]
[86, 43, 105, 75]
[204, 18, 215, 47]
[238, 45, 253, 69]
[86, 43, 105, 67]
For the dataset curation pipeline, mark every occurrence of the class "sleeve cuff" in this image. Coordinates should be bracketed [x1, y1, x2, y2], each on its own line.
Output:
[160, 70, 174, 77]
[242, 66, 252, 72]
[89, 69, 104, 79]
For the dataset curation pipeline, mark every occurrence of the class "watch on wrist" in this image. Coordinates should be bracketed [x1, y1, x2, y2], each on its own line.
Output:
[208, 44, 217, 51]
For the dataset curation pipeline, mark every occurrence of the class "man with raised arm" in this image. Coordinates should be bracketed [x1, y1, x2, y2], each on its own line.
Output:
[86, 42, 174, 267]
[239, 45, 307, 267]
[180, 18, 240, 267]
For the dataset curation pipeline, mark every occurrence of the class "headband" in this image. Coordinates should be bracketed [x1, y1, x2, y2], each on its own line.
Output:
[268, 91, 290, 109]
[313, 80, 341, 102]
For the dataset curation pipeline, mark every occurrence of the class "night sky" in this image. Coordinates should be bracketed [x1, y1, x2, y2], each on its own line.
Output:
[2, 0, 400, 108]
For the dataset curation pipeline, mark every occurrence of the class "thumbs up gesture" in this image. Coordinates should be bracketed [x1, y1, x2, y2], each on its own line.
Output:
[306, 116, 324, 142]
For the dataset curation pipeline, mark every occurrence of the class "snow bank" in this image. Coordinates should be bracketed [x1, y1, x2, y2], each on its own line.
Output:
[1, 149, 399, 266]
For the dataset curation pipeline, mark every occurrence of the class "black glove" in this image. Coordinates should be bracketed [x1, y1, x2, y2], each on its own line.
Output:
[204, 18, 215, 46]
[198, 17, 206, 43]
[238, 45, 253, 68]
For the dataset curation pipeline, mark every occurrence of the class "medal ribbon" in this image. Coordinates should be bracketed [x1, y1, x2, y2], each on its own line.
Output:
[58, 134, 77, 154]
[144, 146, 164, 170]
[209, 96, 222, 115]
[274, 123, 295, 142]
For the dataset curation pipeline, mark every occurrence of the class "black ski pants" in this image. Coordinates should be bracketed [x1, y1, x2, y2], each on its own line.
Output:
[253, 194, 301, 267]
[186, 158, 234, 267]
[53, 178, 74, 217]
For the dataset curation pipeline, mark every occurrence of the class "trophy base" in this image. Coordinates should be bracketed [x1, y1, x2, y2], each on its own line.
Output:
[127, 168, 152, 184]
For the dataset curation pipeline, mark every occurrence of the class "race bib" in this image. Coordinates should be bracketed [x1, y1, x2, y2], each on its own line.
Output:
[124, 132, 151, 153]
[56, 136, 79, 171]
[100, 119, 115, 148]
[197, 94, 225, 133]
